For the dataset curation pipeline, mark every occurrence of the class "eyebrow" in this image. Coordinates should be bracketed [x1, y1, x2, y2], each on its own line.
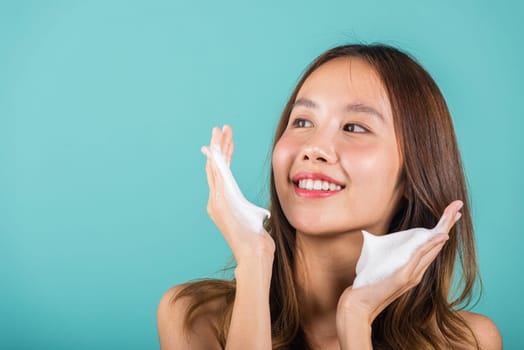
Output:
[291, 97, 384, 122]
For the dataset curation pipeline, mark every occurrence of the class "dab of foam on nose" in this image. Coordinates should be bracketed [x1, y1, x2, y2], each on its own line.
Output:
[207, 144, 270, 234]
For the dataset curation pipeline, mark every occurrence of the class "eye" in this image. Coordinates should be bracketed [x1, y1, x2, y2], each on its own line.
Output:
[343, 123, 367, 133]
[291, 118, 313, 128]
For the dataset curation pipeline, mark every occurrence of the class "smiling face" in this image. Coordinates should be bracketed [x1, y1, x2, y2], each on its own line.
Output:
[272, 57, 405, 236]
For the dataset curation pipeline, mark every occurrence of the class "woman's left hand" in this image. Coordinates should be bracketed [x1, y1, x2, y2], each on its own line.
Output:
[335, 200, 463, 344]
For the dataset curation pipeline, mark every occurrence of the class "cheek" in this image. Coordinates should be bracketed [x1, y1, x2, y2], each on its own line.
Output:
[272, 137, 294, 179]
[339, 144, 373, 175]
[341, 143, 402, 187]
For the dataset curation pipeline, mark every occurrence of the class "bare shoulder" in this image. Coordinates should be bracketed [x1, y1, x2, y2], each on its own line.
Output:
[157, 283, 225, 350]
[458, 310, 503, 350]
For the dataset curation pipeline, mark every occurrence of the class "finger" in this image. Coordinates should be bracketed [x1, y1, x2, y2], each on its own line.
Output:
[433, 200, 464, 234]
[228, 138, 235, 167]
[403, 243, 447, 292]
[412, 240, 447, 278]
[415, 233, 449, 263]
[205, 145, 225, 192]
[397, 233, 448, 281]
[203, 147, 227, 208]
[201, 146, 217, 192]
[414, 235, 448, 271]
[210, 126, 222, 151]
[221, 124, 233, 165]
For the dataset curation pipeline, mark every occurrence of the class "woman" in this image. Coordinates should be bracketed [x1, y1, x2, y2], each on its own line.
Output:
[157, 44, 502, 349]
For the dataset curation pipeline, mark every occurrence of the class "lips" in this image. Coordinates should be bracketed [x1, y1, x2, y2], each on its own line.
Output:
[291, 172, 345, 187]
[291, 172, 345, 198]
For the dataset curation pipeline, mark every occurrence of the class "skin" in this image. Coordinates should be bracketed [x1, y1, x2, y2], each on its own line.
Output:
[156, 57, 502, 350]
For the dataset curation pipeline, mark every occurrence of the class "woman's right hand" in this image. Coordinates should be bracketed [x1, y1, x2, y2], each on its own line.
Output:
[336, 201, 463, 327]
[201, 125, 275, 268]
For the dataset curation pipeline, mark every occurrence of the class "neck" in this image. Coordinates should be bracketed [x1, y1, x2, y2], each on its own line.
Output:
[294, 230, 364, 335]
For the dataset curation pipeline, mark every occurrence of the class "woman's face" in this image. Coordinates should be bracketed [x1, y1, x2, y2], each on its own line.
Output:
[272, 57, 404, 236]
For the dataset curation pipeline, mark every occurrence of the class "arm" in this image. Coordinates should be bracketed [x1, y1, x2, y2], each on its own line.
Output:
[158, 125, 274, 349]
[203, 125, 275, 349]
[157, 125, 274, 349]
[226, 253, 274, 350]
[336, 311, 373, 350]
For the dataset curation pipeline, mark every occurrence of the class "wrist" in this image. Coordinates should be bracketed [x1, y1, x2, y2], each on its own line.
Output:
[337, 317, 372, 350]
[236, 250, 274, 269]
[337, 305, 373, 350]
[337, 309, 373, 330]
[232, 230, 275, 265]
[337, 295, 371, 324]
[235, 258, 273, 286]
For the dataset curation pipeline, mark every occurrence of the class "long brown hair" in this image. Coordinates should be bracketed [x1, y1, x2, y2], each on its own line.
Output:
[173, 44, 481, 349]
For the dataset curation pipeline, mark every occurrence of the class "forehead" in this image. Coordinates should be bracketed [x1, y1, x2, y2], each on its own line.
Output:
[296, 57, 392, 120]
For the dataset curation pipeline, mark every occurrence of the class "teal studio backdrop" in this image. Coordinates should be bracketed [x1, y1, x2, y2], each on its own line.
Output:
[1, 0, 522, 349]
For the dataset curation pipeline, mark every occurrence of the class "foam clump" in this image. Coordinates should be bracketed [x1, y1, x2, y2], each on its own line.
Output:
[207, 145, 270, 234]
[353, 213, 451, 289]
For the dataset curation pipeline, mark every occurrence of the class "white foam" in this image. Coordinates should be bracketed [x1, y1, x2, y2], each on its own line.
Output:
[353, 213, 450, 288]
[204, 140, 451, 288]
[206, 144, 270, 234]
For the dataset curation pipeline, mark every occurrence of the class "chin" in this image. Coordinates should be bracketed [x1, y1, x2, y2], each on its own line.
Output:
[285, 208, 384, 237]
[288, 216, 355, 236]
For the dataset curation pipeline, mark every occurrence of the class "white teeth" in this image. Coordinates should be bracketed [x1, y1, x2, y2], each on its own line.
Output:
[297, 179, 342, 191]
[306, 179, 313, 190]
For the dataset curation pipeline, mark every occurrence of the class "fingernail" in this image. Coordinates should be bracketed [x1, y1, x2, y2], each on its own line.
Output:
[455, 212, 462, 221]
[456, 201, 464, 211]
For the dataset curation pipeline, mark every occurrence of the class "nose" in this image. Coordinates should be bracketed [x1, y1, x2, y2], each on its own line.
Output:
[300, 135, 337, 164]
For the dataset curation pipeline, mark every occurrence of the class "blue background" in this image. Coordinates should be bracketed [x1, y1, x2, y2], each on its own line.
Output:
[1, 0, 522, 348]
